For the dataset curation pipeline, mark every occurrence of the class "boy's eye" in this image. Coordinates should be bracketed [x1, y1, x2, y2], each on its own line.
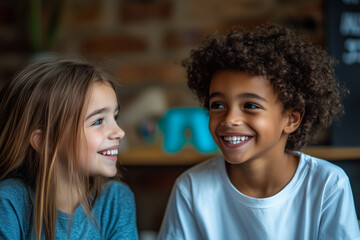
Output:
[92, 119, 104, 126]
[210, 102, 225, 109]
[244, 103, 260, 109]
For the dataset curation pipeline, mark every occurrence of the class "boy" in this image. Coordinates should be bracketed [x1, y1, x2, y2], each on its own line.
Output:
[158, 25, 360, 239]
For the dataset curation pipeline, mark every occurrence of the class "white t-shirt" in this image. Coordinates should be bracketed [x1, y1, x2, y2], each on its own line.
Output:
[158, 152, 360, 240]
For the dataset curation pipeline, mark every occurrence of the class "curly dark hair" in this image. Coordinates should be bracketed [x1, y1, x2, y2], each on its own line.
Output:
[184, 24, 345, 151]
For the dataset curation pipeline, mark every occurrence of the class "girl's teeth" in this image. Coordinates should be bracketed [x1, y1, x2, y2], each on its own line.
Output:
[102, 149, 118, 156]
[223, 136, 249, 144]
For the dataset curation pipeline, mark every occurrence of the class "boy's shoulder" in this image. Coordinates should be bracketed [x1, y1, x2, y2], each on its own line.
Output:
[175, 155, 225, 189]
[301, 152, 347, 179]
[183, 154, 223, 173]
[298, 152, 350, 195]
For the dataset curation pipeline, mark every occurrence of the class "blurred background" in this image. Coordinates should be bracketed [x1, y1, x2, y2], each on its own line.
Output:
[0, 0, 359, 238]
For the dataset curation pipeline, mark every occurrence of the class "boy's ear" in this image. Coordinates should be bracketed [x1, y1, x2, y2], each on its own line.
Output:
[30, 129, 42, 152]
[284, 108, 304, 134]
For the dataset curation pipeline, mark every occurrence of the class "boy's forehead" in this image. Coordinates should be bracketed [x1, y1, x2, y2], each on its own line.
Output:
[210, 71, 271, 92]
[209, 70, 282, 103]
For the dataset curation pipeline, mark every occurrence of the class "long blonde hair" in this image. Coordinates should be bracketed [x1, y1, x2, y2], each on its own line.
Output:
[0, 59, 120, 239]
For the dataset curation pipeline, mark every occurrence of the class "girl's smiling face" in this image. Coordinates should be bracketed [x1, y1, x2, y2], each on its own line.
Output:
[79, 82, 125, 177]
[208, 70, 291, 165]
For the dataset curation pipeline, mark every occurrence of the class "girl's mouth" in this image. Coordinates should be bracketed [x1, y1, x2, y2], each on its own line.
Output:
[99, 149, 118, 156]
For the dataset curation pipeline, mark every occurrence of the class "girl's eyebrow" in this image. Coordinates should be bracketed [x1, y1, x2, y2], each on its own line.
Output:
[209, 92, 267, 102]
[86, 108, 108, 120]
[86, 105, 120, 120]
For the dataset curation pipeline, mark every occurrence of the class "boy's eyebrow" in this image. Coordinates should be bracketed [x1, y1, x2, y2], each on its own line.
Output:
[209, 92, 267, 102]
[86, 105, 120, 120]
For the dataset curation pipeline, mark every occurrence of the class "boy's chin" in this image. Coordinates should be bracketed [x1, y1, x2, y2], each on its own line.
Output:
[222, 154, 248, 165]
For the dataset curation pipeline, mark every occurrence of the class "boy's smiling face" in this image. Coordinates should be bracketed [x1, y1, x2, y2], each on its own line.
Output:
[208, 70, 292, 164]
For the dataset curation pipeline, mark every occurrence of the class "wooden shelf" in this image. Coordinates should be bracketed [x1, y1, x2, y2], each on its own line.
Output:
[302, 146, 360, 161]
[118, 145, 215, 166]
[118, 145, 360, 165]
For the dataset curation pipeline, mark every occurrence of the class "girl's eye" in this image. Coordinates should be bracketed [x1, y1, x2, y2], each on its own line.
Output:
[244, 103, 260, 109]
[92, 119, 104, 126]
[210, 102, 225, 109]
[114, 114, 119, 121]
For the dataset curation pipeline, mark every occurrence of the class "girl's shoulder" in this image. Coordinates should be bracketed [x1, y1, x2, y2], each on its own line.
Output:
[98, 180, 135, 206]
[0, 178, 33, 236]
[102, 180, 133, 196]
[0, 178, 32, 213]
[0, 178, 31, 202]
[91, 181, 137, 239]
[92, 180, 136, 223]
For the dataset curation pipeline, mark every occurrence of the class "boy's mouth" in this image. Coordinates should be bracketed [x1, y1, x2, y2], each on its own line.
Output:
[222, 136, 250, 145]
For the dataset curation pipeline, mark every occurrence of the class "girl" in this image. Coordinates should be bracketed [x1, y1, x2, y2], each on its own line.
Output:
[0, 59, 138, 239]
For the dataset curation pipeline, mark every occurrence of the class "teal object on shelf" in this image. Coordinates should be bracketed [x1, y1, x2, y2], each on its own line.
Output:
[159, 107, 218, 153]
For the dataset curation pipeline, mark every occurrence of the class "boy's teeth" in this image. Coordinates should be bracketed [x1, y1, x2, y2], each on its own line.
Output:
[223, 136, 249, 144]
[102, 149, 118, 156]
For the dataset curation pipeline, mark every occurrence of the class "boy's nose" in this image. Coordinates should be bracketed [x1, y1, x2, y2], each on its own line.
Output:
[221, 108, 243, 127]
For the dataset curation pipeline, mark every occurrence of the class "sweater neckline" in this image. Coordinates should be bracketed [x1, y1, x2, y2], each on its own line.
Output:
[57, 204, 84, 220]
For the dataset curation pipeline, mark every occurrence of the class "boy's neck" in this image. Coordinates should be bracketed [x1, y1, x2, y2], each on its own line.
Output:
[225, 152, 300, 198]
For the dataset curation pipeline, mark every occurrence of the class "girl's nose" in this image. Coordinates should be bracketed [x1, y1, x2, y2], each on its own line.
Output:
[109, 123, 125, 140]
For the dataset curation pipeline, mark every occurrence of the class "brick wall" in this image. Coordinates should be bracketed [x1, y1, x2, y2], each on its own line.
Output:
[58, 0, 324, 85]
[0, 0, 324, 93]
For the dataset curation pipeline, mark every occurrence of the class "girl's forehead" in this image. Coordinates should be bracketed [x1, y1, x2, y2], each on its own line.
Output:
[85, 82, 118, 115]
[86, 82, 114, 99]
